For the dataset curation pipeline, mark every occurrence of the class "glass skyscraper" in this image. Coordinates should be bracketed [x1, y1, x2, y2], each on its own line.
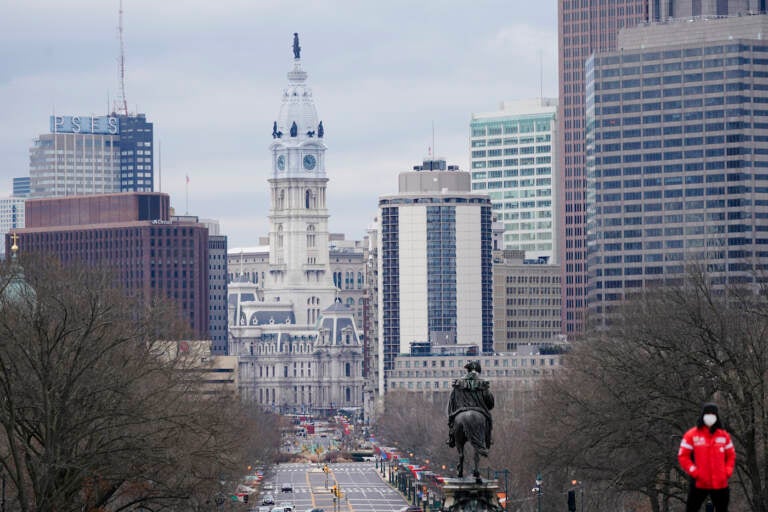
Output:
[470, 99, 559, 263]
[586, 14, 768, 327]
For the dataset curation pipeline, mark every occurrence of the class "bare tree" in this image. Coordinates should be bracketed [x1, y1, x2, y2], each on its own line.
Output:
[0, 257, 274, 512]
[521, 269, 768, 512]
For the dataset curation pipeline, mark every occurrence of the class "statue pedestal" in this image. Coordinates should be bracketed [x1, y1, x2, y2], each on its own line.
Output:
[441, 478, 503, 512]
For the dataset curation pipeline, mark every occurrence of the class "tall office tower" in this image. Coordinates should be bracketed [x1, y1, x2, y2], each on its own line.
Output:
[586, 14, 768, 327]
[558, 0, 649, 336]
[207, 234, 228, 354]
[198, 219, 228, 354]
[6, 193, 210, 338]
[0, 197, 26, 257]
[12, 177, 30, 197]
[377, 158, 493, 394]
[29, 113, 152, 198]
[470, 99, 559, 263]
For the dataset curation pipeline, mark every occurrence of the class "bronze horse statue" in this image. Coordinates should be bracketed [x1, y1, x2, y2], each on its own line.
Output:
[454, 409, 489, 481]
[447, 360, 494, 482]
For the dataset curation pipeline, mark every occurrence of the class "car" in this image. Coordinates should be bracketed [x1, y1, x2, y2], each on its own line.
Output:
[278, 502, 294, 511]
[304, 509, 325, 512]
[256, 507, 271, 512]
[261, 494, 275, 506]
[281, 482, 293, 492]
[397, 507, 423, 512]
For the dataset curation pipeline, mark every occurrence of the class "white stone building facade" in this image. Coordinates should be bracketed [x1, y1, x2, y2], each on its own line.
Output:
[228, 36, 365, 415]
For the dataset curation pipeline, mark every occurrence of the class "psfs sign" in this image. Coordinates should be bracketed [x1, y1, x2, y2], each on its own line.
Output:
[50, 115, 119, 135]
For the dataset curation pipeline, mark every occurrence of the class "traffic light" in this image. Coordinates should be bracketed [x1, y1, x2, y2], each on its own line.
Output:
[567, 490, 576, 512]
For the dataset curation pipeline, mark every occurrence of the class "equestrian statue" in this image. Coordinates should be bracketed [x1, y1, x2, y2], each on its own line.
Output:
[447, 360, 494, 481]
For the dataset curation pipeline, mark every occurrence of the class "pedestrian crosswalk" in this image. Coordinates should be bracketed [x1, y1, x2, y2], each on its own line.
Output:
[276, 462, 375, 471]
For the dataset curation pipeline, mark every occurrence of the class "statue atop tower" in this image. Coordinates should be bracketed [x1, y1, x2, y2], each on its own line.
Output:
[293, 32, 301, 59]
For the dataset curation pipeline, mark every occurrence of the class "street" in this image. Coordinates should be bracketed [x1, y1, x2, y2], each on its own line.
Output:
[262, 462, 409, 512]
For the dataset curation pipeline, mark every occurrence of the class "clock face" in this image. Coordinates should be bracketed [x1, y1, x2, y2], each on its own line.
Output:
[277, 155, 285, 171]
[303, 154, 317, 171]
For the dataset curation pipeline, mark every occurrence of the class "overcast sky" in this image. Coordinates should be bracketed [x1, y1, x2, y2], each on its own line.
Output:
[0, 0, 558, 247]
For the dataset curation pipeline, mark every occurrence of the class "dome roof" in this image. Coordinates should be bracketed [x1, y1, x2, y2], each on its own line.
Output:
[274, 36, 322, 144]
[1, 246, 35, 307]
[277, 62, 319, 141]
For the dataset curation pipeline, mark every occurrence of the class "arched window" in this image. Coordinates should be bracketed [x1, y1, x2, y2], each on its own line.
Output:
[345, 387, 351, 403]
[345, 363, 351, 377]
[276, 225, 284, 249]
[278, 189, 285, 209]
[305, 189, 311, 208]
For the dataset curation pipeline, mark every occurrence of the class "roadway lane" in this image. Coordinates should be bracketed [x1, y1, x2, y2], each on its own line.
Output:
[263, 462, 409, 512]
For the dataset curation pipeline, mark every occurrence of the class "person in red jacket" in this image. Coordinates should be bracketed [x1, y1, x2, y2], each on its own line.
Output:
[678, 403, 736, 511]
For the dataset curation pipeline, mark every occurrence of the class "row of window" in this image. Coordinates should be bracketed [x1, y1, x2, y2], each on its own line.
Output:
[592, 238, 766, 252]
[471, 134, 551, 147]
[471, 145, 551, 158]
[471, 168, 551, 179]
[472, 157, 551, 169]
[594, 45, 768, 67]
[470, 119, 553, 137]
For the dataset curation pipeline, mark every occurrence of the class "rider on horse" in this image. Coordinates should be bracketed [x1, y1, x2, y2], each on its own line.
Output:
[446, 360, 494, 450]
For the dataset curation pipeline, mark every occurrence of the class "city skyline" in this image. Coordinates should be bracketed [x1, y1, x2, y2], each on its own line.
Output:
[0, 0, 558, 247]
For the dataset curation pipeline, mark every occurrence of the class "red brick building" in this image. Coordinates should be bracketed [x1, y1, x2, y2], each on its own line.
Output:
[5, 193, 209, 338]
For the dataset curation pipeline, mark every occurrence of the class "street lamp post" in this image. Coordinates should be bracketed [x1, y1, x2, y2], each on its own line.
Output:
[533, 473, 543, 512]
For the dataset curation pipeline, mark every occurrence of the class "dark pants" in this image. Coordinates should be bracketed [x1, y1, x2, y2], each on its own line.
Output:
[686, 486, 729, 512]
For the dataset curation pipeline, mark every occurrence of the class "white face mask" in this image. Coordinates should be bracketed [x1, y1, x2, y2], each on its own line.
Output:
[703, 414, 718, 427]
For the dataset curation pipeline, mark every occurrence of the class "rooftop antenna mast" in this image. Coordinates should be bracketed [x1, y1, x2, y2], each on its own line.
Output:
[117, 0, 128, 116]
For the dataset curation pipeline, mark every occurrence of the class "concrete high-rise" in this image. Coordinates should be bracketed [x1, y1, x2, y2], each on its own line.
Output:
[470, 99, 560, 263]
[378, 158, 493, 394]
[29, 113, 153, 198]
[586, 13, 768, 327]
[558, 0, 650, 335]
[492, 250, 562, 352]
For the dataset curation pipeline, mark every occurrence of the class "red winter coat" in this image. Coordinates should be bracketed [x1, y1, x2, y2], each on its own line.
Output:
[678, 426, 736, 490]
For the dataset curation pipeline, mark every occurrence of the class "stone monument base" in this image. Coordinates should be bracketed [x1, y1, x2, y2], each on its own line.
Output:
[441, 477, 503, 512]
